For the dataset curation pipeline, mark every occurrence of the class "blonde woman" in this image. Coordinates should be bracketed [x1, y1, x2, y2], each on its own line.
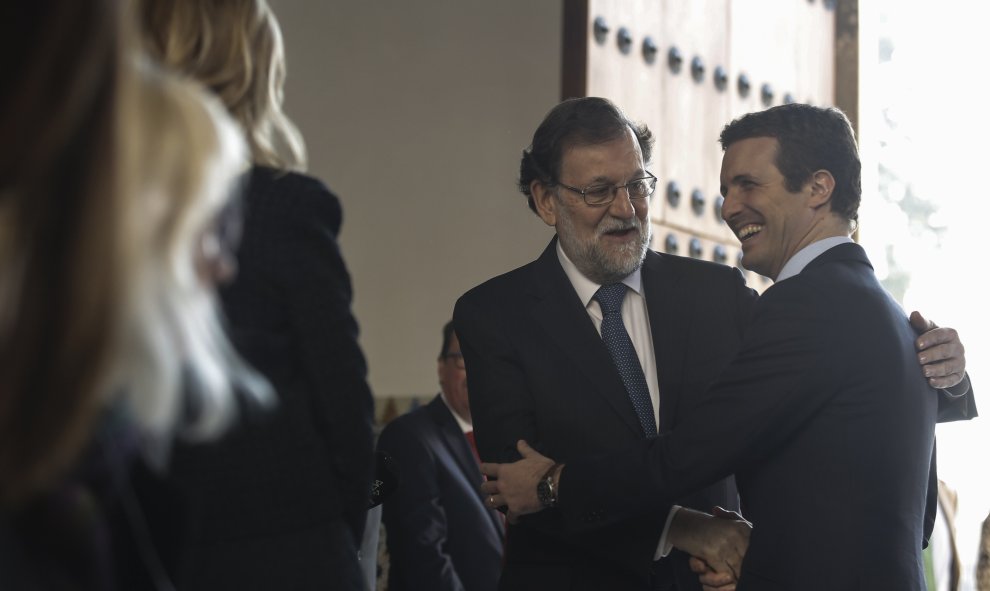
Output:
[1, 1, 263, 587]
[139, 2, 375, 589]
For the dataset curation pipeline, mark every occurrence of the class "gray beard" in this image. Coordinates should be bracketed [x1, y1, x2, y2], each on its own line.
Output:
[557, 215, 651, 285]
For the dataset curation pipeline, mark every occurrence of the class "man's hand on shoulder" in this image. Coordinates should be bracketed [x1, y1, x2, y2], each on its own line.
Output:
[910, 311, 968, 391]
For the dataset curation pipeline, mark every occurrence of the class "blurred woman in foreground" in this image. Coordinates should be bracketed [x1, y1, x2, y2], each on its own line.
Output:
[0, 2, 266, 587]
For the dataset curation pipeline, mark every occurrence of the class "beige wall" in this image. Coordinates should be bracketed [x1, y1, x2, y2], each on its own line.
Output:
[270, 1, 562, 402]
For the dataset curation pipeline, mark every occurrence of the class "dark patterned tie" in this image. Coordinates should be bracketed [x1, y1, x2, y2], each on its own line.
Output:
[594, 283, 657, 438]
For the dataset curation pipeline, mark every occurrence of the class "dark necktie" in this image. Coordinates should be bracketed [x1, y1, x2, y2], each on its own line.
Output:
[594, 283, 657, 438]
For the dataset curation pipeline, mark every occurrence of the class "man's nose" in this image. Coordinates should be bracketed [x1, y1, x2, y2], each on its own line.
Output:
[720, 190, 740, 224]
[608, 187, 637, 218]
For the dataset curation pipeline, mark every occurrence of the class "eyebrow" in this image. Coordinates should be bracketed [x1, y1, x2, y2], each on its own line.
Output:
[577, 169, 648, 185]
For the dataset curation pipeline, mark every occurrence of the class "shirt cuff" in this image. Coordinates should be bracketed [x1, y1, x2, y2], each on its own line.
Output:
[654, 505, 683, 560]
[942, 373, 971, 398]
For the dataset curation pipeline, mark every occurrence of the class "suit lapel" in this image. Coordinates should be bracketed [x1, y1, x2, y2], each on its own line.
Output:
[529, 239, 645, 438]
[640, 250, 690, 433]
[426, 396, 506, 536]
[427, 396, 479, 485]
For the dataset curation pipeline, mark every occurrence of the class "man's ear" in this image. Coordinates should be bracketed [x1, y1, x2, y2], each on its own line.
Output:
[531, 180, 558, 227]
[808, 170, 835, 209]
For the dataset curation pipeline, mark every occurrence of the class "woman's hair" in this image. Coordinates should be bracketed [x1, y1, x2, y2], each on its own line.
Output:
[0, 0, 134, 506]
[138, 0, 307, 171]
[0, 0, 270, 505]
[114, 63, 271, 461]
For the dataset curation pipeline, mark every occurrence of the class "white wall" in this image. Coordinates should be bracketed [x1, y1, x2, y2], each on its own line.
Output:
[270, 1, 562, 400]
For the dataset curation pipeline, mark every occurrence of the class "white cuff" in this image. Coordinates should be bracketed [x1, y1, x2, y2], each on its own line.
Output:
[653, 505, 683, 560]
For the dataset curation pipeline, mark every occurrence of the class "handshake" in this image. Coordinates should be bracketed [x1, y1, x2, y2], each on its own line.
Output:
[480, 440, 751, 590]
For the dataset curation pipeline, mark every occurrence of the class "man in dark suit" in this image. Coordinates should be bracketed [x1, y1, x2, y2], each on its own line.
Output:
[378, 321, 505, 591]
[456, 97, 973, 591]
[481, 103, 977, 589]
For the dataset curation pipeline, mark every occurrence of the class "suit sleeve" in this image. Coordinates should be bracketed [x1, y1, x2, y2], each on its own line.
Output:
[274, 184, 374, 542]
[378, 421, 468, 591]
[557, 283, 843, 530]
[454, 292, 663, 570]
[453, 295, 538, 465]
[936, 376, 976, 423]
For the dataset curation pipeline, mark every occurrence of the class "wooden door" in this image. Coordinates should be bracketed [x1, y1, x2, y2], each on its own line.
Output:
[563, 0, 851, 290]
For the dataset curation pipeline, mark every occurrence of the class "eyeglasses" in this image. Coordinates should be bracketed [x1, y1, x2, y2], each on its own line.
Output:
[443, 352, 465, 369]
[554, 172, 658, 207]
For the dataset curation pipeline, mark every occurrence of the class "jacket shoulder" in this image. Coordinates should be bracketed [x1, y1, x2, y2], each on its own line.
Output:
[245, 167, 343, 229]
[457, 258, 542, 307]
[646, 249, 756, 295]
[377, 404, 441, 450]
[652, 249, 741, 278]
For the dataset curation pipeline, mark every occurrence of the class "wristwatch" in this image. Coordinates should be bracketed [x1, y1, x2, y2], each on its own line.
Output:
[536, 463, 562, 508]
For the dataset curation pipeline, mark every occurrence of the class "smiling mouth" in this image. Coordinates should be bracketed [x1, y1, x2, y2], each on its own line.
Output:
[736, 224, 764, 242]
[604, 227, 635, 238]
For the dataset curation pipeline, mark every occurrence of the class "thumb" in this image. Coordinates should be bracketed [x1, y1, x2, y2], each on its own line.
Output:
[516, 439, 538, 458]
[909, 310, 936, 335]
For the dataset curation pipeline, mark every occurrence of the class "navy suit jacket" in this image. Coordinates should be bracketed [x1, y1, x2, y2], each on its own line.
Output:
[560, 243, 950, 589]
[454, 239, 757, 590]
[378, 395, 504, 591]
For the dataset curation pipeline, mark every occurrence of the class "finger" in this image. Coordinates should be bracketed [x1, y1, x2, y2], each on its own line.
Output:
[688, 556, 709, 574]
[928, 373, 965, 389]
[724, 560, 739, 581]
[918, 342, 959, 367]
[480, 480, 499, 495]
[516, 439, 537, 458]
[920, 357, 963, 379]
[916, 327, 958, 351]
[480, 462, 500, 479]
[699, 570, 736, 587]
[909, 310, 936, 336]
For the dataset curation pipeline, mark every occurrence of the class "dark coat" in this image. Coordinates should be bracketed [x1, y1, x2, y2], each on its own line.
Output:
[560, 243, 944, 589]
[454, 238, 757, 591]
[169, 167, 374, 590]
[378, 395, 504, 591]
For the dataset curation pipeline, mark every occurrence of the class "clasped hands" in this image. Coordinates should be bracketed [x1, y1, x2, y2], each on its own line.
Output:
[481, 441, 751, 590]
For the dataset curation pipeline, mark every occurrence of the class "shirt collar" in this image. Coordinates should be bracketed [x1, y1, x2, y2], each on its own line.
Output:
[556, 240, 643, 307]
[439, 392, 472, 433]
[775, 236, 854, 283]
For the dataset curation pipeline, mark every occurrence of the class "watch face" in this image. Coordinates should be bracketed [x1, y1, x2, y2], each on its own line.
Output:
[537, 477, 554, 507]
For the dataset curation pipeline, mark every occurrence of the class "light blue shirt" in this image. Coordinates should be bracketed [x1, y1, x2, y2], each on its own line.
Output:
[774, 236, 854, 283]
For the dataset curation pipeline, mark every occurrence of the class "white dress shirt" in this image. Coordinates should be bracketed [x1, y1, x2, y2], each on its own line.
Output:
[556, 243, 660, 428]
[555, 243, 680, 558]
